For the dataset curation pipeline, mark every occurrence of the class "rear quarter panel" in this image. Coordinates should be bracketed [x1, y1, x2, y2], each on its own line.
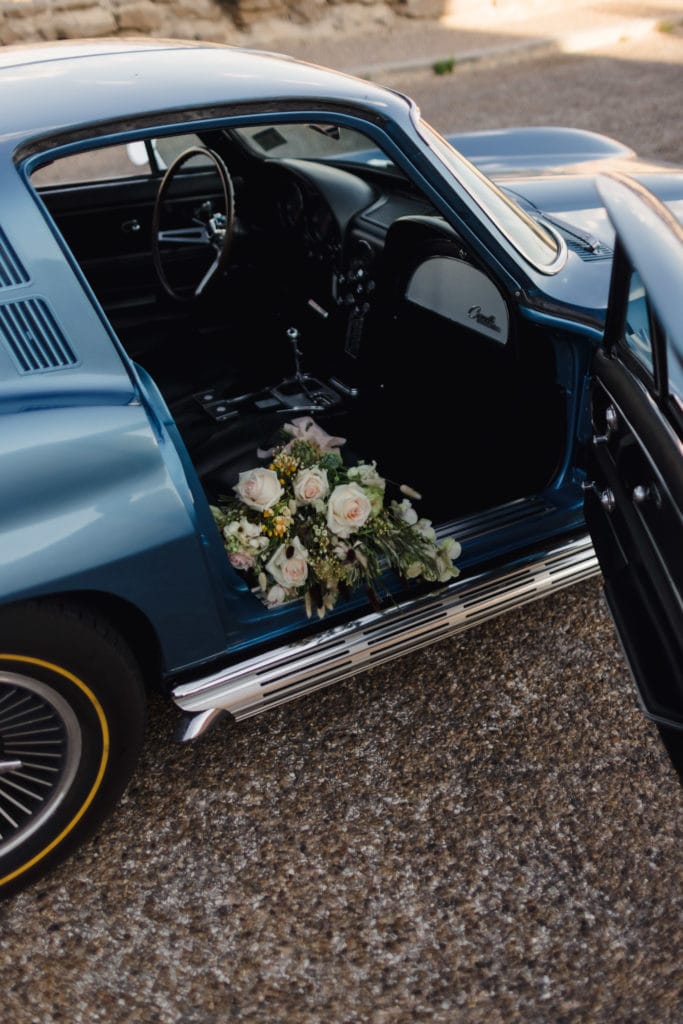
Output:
[0, 160, 230, 674]
[0, 401, 231, 672]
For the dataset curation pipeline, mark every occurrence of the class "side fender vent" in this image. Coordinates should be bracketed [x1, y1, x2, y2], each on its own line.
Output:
[0, 228, 30, 289]
[0, 298, 78, 374]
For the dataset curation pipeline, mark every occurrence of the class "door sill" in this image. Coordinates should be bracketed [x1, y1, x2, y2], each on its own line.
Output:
[173, 532, 599, 740]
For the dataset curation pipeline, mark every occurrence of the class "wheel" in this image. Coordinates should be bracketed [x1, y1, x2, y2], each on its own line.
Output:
[0, 601, 146, 898]
[151, 146, 235, 302]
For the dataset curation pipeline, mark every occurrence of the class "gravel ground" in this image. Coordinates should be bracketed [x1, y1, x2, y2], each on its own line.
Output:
[379, 23, 683, 163]
[2, 25, 683, 1024]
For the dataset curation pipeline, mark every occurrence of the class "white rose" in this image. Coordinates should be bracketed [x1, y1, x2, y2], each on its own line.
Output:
[293, 466, 329, 505]
[267, 536, 309, 589]
[234, 468, 283, 511]
[326, 483, 373, 538]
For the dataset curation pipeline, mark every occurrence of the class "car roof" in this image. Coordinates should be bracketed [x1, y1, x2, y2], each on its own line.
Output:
[0, 39, 409, 156]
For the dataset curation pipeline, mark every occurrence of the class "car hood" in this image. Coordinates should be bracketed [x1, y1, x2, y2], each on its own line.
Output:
[499, 170, 683, 254]
[449, 126, 683, 250]
[448, 126, 638, 175]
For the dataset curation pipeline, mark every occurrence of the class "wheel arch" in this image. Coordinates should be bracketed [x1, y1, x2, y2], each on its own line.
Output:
[0, 590, 163, 692]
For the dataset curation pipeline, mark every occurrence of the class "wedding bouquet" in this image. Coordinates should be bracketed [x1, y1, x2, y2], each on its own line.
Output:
[211, 417, 460, 618]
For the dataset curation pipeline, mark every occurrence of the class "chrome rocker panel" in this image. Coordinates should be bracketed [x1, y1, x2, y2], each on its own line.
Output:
[172, 533, 599, 740]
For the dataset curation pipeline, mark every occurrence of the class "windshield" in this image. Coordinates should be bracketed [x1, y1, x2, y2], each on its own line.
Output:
[233, 123, 386, 163]
[417, 119, 563, 272]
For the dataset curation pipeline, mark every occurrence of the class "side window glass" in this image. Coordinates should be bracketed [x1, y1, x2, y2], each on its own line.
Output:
[32, 143, 153, 187]
[152, 135, 213, 170]
[30, 133, 208, 188]
[622, 269, 654, 377]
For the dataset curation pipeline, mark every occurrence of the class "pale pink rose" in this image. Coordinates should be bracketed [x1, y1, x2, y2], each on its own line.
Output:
[234, 467, 283, 511]
[267, 537, 309, 589]
[228, 550, 254, 571]
[327, 483, 372, 538]
[293, 466, 329, 505]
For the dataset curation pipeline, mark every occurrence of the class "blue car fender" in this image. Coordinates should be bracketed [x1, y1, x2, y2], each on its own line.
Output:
[0, 400, 231, 673]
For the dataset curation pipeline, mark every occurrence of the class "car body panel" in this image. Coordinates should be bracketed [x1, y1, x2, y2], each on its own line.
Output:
[0, 42, 403, 149]
[0, 399, 231, 670]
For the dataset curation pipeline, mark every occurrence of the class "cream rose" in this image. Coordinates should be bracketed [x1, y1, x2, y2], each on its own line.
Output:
[266, 536, 309, 589]
[234, 468, 283, 511]
[293, 466, 329, 505]
[327, 483, 372, 538]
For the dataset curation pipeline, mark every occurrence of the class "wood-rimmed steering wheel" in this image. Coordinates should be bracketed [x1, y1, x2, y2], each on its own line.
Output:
[151, 146, 235, 302]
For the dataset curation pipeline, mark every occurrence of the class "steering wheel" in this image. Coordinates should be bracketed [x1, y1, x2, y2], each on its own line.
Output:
[151, 146, 235, 302]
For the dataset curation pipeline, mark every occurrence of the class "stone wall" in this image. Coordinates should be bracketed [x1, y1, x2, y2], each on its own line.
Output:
[0, 0, 574, 47]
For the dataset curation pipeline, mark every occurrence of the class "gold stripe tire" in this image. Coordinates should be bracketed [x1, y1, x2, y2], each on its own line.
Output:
[0, 601, 146, 898]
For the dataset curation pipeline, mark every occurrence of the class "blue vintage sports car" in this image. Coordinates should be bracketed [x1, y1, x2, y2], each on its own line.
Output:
[1, 39, 682, 897]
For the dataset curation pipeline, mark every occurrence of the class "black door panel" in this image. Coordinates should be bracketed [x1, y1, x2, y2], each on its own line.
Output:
[587, 361, 683, 725]
[588, 175, 683, 732]
[39, 170, 228, 315]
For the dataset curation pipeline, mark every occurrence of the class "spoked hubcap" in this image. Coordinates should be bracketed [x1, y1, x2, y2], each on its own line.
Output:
[0, 672, 82, 857]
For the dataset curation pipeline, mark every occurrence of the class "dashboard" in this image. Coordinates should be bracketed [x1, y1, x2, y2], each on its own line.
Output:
[236, 155, 511, 361]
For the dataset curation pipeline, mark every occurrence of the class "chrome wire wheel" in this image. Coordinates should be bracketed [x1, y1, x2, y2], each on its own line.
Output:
[0, 672, 82, 858]
[0, 603, 146, 898]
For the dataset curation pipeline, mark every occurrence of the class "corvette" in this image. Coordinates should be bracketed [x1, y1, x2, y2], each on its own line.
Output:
[0, 38, 682, 896]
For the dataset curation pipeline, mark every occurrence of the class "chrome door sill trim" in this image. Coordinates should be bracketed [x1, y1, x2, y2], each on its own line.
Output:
[172, 533, 599, 740]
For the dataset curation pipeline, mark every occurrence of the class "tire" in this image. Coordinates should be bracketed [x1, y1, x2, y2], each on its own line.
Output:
[0, 601, 146, 898]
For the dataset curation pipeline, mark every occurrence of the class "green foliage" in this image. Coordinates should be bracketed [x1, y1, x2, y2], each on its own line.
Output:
[432, 57, 457, 76]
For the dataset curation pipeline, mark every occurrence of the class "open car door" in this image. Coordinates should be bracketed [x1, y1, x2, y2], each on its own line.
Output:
[586, 173, 683, 733]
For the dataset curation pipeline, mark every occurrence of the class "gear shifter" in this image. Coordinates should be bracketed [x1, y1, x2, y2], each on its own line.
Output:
[270, 325, 341, 411]
[277, 325, 316, 401]
[286, 326, 305, 385]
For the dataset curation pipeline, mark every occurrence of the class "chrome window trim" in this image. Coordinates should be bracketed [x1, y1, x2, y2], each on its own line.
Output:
[414, 112, 568, 276]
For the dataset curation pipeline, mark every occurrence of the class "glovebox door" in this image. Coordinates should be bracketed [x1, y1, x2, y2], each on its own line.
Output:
[585, 174, 683, 728]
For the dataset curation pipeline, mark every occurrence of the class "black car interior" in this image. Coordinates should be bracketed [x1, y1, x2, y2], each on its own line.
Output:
[34, 123, 566, 523]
